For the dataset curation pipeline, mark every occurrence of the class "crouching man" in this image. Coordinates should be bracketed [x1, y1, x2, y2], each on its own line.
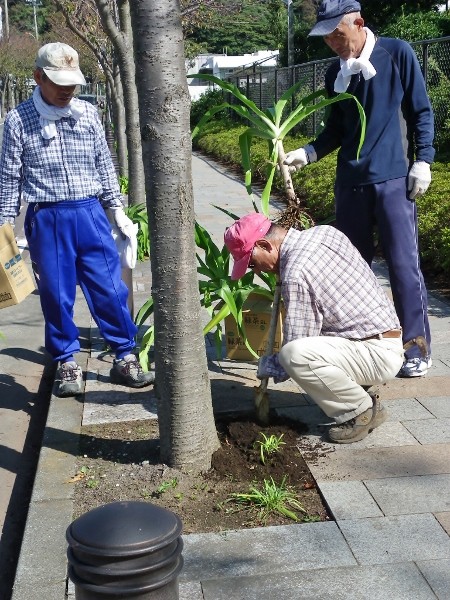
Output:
[224, 214, 404, 443]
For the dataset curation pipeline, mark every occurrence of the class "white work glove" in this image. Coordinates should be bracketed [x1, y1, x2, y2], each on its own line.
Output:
[256, 355, 272, 380]
[283, 144, 317, 173]
[107, 207, 138, 269]
[408, 161, 431, 200]
[109, 206, 135, 239]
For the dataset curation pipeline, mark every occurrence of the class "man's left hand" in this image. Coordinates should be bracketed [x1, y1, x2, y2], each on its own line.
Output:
[110, 207, 135, 238]
[257, 355, 272, 380]
[408, 161, 431, 200]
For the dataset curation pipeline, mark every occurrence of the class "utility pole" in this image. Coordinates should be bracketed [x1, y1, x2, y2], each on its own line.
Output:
[3, 0, 9, 41]
[25, 0, 39, 40]
[287, 0, 294, 67]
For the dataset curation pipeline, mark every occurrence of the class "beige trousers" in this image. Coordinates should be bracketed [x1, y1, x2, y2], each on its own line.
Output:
[278, 336, 404, 424]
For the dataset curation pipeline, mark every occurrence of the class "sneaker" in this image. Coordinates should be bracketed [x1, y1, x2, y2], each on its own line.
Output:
[399, 357, 432, 378]
[57, 361, 83, 397]
[328, 394, 388, 444]
[110, 354, 155, 388]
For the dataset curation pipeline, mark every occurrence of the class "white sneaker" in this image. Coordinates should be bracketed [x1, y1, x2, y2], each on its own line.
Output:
[399, 357, 432, 378]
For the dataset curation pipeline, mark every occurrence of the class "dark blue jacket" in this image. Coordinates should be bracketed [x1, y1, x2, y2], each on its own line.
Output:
[311, 37, 435, 186]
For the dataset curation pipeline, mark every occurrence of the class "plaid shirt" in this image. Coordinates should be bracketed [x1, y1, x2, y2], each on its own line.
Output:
[0, 97, 123, 224]
[266, 226, 400, 381]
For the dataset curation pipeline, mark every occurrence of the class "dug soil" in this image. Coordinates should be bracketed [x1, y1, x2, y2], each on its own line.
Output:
[72, 415, 331, 533]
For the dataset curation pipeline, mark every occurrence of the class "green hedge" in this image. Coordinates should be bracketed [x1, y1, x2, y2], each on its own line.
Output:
[194, 120, 450, 277]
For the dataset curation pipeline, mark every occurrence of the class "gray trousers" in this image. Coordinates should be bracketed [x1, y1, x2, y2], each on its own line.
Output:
[278, 336, 404, 423]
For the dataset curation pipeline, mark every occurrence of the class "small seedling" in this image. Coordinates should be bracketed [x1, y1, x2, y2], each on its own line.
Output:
[254, 432, 285, 464]
[86, 477, 99, 489]
[154, 478, 178, 497]
[228, 476, 306, 523]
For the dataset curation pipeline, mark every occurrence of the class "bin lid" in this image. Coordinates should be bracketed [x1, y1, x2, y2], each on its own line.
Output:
[66, 501, 182, 557]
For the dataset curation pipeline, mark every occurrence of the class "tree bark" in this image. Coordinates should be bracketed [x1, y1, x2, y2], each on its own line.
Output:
[130, 0, 220, 472]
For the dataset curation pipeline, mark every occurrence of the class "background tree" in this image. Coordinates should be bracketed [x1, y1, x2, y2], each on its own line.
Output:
[286, 0, 445, 65]
[51, 1, 128, 176]
[7, 0, 52, 38]
[93, 0, 145, 206]
[190, 0, 280, 54]
[0, 31, 37, 113]
[129, 0, 220, 471]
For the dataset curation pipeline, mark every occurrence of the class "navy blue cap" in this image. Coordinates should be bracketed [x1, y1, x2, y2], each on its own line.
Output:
[308, 0, 361, 37]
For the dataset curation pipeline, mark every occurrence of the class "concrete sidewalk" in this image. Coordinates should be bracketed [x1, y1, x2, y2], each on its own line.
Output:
[10, 152, 450, 599]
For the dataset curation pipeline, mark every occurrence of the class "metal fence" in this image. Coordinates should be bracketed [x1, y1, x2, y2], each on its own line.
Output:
[225, 36, 450, 146]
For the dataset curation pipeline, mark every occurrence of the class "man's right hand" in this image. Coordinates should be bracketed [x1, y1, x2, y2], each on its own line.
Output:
[283, 147, 309, 172]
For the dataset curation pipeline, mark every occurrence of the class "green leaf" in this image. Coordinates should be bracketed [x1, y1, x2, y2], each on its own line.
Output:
[187, 73, 274, 128]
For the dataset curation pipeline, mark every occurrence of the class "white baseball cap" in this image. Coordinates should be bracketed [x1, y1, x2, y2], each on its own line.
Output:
[35, 42, 86, 86]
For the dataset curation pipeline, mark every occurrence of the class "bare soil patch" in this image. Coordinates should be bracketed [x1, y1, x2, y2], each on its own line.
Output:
[72, 415, 331, 533]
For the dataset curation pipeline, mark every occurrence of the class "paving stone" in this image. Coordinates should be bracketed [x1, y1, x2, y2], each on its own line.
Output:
[338, 514, 450, 565]
[425, 360, 450, 377]
[418, 397, 450, 418]
[82, 378, 157, 425]
[14, 498, 73, 585]
[307, 443, 450, 482]
[12, 581, 66, 600]
[435, 512, 450, 535]
[402, 418, 450, 444]
[200, 562, 436, 600]
[179, 581, 204, 600]
[383, 398, 436, 421]
[210, 368, 310, 414]
[276, 405, 334, 427]
[32, 446, 78, 502]
[181, 522, 356, 582]
[380, 376, 450, 400]
[365, 474, 450, 515]
[318, 481, 383, 520]
[416, 559, 450, 600]
[310, 421, 420, 452]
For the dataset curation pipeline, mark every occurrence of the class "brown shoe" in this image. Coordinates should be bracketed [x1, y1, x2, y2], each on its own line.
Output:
[328, 394, 387, 444]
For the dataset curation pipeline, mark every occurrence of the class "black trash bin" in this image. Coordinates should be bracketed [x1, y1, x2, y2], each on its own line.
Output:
[66, 501, 183, 599]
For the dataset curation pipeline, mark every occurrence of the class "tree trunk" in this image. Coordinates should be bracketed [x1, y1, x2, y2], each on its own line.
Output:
[130, 0, 220, 472]
[96, 0, 145, 206]
[109, 67, 128, 176]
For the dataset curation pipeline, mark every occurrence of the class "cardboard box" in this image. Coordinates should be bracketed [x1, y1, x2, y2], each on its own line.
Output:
[0, 223, 35, 309]
[225, 294, 283, 360]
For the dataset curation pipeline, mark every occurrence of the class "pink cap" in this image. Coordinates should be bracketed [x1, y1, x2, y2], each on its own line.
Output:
[224, 213, 272, 279]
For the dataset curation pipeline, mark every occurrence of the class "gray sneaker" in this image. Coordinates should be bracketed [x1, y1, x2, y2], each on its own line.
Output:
[110, 354, 155, 388]
[328, 394, 387, 444]
[57, 361, 83, 397]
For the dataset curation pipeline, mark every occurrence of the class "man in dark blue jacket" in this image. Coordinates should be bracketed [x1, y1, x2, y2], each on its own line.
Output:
[284, 0, 434, 377]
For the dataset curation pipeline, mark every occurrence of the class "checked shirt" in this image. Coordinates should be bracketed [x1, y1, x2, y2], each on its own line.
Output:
[265, 225, 400, 381]
[0, 97, 122, 224]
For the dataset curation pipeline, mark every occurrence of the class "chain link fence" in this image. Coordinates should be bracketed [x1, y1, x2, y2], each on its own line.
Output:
[225, 36, 450, 149]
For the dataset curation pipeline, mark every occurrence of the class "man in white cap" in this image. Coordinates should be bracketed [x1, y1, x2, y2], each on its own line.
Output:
[0, 42, 154, 396]
[284, 1, 435, 378]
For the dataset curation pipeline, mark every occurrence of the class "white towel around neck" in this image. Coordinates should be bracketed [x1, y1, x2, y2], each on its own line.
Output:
[334, 28, 377, 93]
[32, 86, 85, 139]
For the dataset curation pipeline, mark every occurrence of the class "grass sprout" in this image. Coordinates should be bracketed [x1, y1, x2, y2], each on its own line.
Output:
[254, 432, 285, 464]
[228, 476, 306, 523]
[154, 477, 178, 497]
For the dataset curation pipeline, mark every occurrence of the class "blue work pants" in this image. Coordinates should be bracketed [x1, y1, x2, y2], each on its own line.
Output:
[24, 198, 137, 363]
[335, 177, 430, 360]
